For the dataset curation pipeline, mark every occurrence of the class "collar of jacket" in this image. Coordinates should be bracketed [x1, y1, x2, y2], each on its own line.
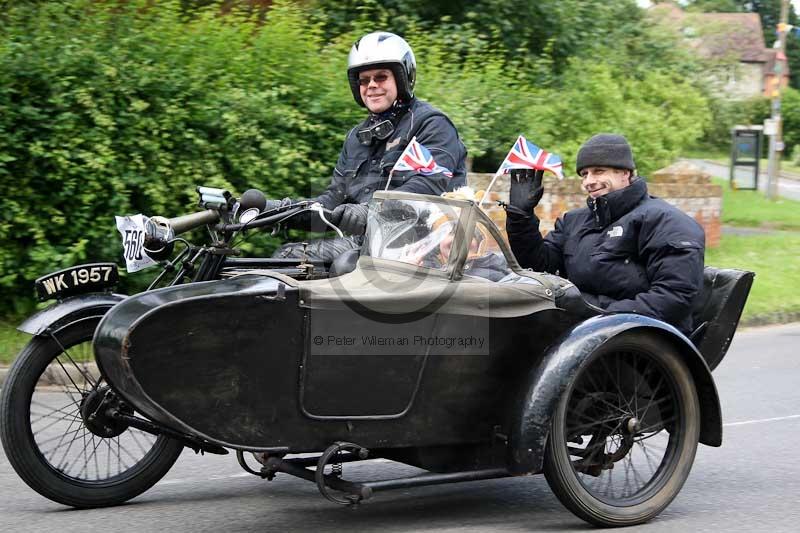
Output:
[586, 177, 648, 228]
[367, 98, 413, 126]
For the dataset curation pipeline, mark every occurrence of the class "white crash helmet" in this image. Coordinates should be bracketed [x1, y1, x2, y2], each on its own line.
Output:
[347, 32, 417, 107]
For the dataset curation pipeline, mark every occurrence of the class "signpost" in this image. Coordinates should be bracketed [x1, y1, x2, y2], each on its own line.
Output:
[766, 0, 791, 200]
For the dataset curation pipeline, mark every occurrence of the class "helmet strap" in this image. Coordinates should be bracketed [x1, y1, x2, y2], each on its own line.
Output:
[357, 99, 411, 146]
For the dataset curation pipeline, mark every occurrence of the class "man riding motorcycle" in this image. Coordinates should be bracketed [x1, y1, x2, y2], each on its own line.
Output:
[268, 31, 468, 261]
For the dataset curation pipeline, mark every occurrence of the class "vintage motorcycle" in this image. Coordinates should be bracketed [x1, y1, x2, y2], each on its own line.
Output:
[0, 186, 753, 527]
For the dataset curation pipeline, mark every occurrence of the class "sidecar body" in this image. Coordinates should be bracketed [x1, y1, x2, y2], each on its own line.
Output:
[90, 190, 753, 525]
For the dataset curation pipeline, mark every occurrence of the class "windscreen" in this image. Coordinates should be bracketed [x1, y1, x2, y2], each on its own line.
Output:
[363, 199, 463, 271]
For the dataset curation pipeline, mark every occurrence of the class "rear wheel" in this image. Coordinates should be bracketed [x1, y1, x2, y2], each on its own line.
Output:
[544, 332, 700, 527]
[0, 315, 184, 508]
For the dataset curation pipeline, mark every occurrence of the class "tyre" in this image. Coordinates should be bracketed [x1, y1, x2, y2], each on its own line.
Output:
[0, 315, 184, 508]
[543, 332, 700, 527]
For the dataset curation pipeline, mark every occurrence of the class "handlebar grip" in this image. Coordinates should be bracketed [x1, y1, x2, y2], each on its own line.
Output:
[169, 209, 220, 235]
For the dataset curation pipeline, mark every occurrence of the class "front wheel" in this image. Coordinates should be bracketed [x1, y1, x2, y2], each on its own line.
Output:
[0, 315, 184, 508]
[543, 332, 700, 527]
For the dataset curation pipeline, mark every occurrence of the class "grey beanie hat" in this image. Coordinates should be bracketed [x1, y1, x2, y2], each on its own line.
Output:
[575, 134, 635, 174]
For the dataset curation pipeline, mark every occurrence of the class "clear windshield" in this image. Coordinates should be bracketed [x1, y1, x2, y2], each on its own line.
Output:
[363, 198, 534, 285]
[363, 199, 462, 270]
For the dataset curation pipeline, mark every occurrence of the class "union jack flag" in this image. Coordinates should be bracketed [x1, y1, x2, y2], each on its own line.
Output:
[391, 137, 453, 177]
[496, 135, 564, 179]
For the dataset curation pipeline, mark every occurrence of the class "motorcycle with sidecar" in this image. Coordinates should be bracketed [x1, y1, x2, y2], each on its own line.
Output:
[0, 187, 754, 527]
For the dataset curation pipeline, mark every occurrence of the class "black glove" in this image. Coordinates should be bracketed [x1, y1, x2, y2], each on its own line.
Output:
[330, 203, 369, 235]
[507, 169, 544, 219]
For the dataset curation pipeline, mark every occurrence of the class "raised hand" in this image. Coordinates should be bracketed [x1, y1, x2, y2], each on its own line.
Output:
[506, 168, 544, 219]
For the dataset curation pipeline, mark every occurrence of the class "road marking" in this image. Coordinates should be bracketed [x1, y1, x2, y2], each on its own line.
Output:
[724, 414, 800, 427]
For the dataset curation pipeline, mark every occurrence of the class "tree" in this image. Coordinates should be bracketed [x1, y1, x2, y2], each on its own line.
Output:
[309, 0, 648, 77]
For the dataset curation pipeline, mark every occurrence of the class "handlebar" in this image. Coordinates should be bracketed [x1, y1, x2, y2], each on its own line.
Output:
[169, 209, 221, 235]
[215, 203, 336, 233]
[217, 206, 305, 232]
[152, 201, 339, 243]
[143, 192, 343, 264]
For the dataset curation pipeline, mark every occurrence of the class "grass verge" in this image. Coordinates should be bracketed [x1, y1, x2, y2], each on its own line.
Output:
[0, 319, 30, 366]
[713, 178, 800, 231]
[707, 231, 800, 325]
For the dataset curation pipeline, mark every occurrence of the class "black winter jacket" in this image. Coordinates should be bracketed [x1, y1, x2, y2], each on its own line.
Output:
[506, 178, 705, 334]
[314, 98, 467, 209]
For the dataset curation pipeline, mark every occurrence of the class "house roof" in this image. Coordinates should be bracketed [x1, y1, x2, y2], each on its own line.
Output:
[649, 4, 770, 63]
[691, 13, 769, 63]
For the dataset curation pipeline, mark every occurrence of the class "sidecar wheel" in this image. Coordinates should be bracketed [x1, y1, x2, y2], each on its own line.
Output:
[0, 316, 184, 508]
[543, 332, 700, 527]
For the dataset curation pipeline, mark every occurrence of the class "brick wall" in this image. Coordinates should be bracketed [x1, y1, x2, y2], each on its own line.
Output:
[468, 160, 722, 247]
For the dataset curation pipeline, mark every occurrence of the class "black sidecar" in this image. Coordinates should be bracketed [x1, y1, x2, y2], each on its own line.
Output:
[1, 191, 753, 527]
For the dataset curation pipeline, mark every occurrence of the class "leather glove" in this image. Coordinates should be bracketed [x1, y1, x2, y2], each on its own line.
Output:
[330, 203, 369, 235]
[507, 169, 544, 219]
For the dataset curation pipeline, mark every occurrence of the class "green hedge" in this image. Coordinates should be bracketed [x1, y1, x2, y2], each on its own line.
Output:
[0, 0, 712, 314]
[0, 1, 353, 313]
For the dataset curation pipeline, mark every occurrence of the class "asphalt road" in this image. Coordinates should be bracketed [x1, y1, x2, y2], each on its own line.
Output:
[685, 158, 800, 201]
[2, 323, 800, 532]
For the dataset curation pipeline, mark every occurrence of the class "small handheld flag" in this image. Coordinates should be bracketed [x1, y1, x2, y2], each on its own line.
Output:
[391, 137, 453, 176]
[479, 135, 564, 207]
[384, 137, 454, 190]
[496, 135, 564, 179]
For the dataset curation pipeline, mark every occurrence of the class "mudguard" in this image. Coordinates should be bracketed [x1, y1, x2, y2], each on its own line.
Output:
[508, 313, 722, 475]
[18, 293, 127, 336]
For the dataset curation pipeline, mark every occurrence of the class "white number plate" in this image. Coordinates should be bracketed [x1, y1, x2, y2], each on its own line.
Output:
[115, 214, 158, 273]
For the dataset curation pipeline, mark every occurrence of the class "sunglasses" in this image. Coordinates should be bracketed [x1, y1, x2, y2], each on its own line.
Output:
[357, 73, 390, 86]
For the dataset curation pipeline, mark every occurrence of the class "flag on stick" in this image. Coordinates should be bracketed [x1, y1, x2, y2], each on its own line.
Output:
[495, 135, 564, 179]
[390, 137, 453, 177]
[480, 135, 563, 207]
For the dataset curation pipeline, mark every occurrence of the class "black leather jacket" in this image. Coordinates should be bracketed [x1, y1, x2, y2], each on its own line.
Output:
[507, 178, 705, 334]
[314, 98, 467, 209]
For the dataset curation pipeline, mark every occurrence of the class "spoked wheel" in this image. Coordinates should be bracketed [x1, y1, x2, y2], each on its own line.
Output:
[0, 315, 184, 508]
[544, 332, 700, 527]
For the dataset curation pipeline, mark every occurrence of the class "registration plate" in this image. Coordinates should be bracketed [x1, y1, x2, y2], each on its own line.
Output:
[34, 263, 119, 301]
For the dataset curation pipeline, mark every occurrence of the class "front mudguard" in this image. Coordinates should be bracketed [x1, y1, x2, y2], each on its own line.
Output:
[507, 313, 722, 475]
[18, 293, 127, 336]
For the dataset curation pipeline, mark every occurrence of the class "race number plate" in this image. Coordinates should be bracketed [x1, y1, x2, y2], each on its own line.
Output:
[35, 263, 119, 301]
[115, 214, 158, 272]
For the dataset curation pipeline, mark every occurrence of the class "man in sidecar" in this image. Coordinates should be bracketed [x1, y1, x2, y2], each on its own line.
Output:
[266, 31, 468, 261]
[505, 133, 705, 334]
